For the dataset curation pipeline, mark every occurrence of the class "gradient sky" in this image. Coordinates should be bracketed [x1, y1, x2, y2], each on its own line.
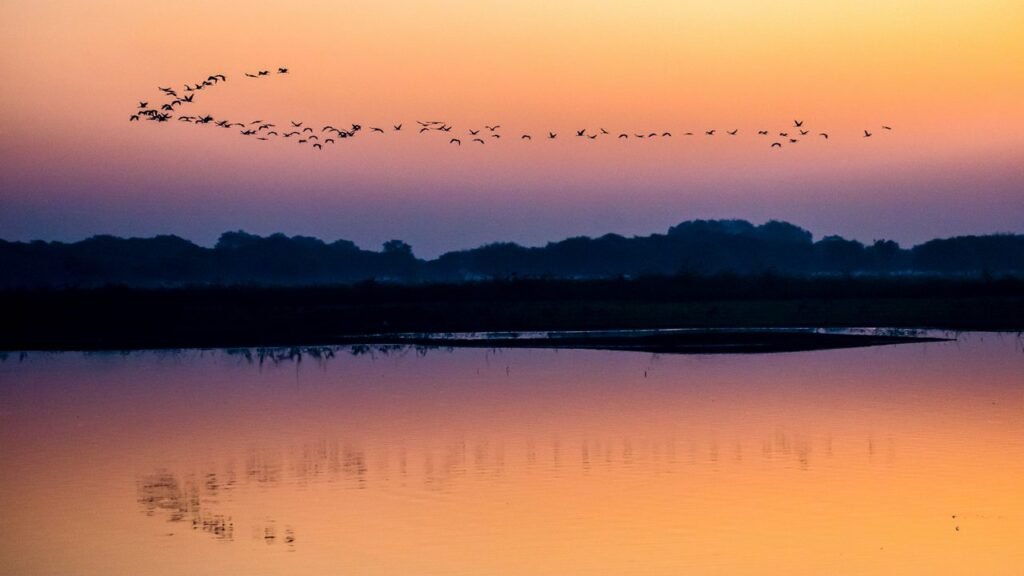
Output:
[1, 0, 1022, 256]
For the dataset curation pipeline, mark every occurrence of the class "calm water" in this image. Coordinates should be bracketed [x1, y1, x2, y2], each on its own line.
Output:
[1, 334, 1022, 575]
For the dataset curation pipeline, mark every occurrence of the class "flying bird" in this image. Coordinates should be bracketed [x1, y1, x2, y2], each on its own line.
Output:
[794, 120, 804, 127]
[277, 68, 289, 74]
[882, 125, 892, 130]
[129, 115, 139, 121]
[473, 138, 485, 144]
[819, 133, 829, 139]
[661, 132, 672, 137]
[521, 134, 531, 140]
[370, 127, 385, 133]
[771, 142, 782, 148]
[450, 138, 461, 145]
[864, 130, 873, 137]
[758, 130, 769, 135]
[485, 125, 500, 131]
[548, 132, 557, 139]
[138, 101, 148, 108]
[291, 121, 303, 127]
[576, 129, 586, 137]
[618, 133, 628, 139]
[727, 129, 738, 135]
[393, 124, 402, 131]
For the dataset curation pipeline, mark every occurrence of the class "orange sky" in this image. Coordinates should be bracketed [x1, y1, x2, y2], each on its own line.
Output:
[1, 0, 1022, 254]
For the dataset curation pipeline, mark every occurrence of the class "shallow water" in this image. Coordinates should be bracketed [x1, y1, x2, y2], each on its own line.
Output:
[1, 334, 1022, 575]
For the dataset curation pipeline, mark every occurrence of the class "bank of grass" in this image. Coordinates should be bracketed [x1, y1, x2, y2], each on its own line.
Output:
[2, 274, 1021, 351]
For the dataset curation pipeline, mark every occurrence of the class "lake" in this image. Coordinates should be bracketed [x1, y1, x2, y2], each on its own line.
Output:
[1, 333, 1022, 575]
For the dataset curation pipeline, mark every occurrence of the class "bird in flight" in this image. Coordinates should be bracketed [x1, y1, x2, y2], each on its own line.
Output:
[450, 138, 461, 145]
[576, 129, 586, 137]
[129, 114, 139, 122]
[473, 138, 485, 144]
[882, 125, 893, 131]
[469, 129, 479, 135]
[799, 129, 808, 136]
[705, 130, 715, 135]
[864, 130, 873, 137]
[819, 133, 829, 139]
[393, 124, 402, 131]
[727, 129, 738, 136]
[138, 101, 148, 108]
[794, 120, 804, 127]
[291, 121, 303, 127]
[521, 134, 531, 140]
[757, 130, 768, 135]
[548, 132, 557, 139]
[277, 68, 289, 74]
[771, 142, 782, 148]
[486, 125, 501, 131]
[313, 143, 322, 150]
[618, 133, 628, 139]
[370, 127, 385, 133]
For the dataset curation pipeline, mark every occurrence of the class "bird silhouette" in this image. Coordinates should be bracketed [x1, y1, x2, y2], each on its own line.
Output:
[469, 129, 479, 135]
[576, 129, 586, 137]
[794, 120, 804, 127]
[882, 125, 892, 130]
[758, 130, 769, 135]
[661, 132, 672, 137]
[771, 142, 782, 148]
[727, 129, 738, 135]
[129, 115, 139, 121]
[486, 125, 500, 131]
[393, 124, 402, 131]
[618, 133, 628, 139]
[521, 134, 531, 140]
[548, 132, 557, 139]
[473, 138, 485, 144]
[291, 121, 303, 127]
[370, 127, 385, 133]
[277, 68, 289, 74]
[138, 101, 148, 108]
[819, 133, 829, 139]
[705, 130, 715, 135]
[864, 130, 873, 137]
[450, 138, 461, 145]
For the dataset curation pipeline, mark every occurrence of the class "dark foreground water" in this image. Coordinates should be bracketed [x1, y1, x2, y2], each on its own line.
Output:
[1, 333, 1022, 575]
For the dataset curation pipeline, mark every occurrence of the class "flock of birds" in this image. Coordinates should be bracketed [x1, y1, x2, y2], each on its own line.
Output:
[130, 68, 893, 151]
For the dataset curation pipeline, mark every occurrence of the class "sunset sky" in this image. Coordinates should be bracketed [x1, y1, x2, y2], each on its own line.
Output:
[1, 0, 1022, 256]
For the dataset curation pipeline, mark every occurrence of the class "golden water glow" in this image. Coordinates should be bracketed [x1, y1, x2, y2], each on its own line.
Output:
[1, 335, 1022, 574]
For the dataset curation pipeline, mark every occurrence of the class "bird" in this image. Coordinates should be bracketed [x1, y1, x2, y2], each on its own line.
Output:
[618, 133, 628, 139]
[258, 70, 269, 76]
[129, 115, 139, 121]
[325, 138, 335, 144]
[393, 124, 402, 131]
[758, 130, 769, 135]
[313, 143, 322, 150]
[819, 133, 829, 139]
[647, 132, 657, 138]
[291, 121, 303, 127]
[473, 138, 485, 144]
[779, 132, 789, 137]
[771, 142, 782, 148]
[244, 73, 258, 78]
[370, 127, 385, 133]
[661, 132, 672, 137]
[303, 127, 314, 133]
[521, 134, 531, 140]
[882, 125, 892, 131]
[469, 129, 479, 135]
[794, 120, 804, 127]
[789, 138, 799, 143]
[419, 127, 431, 133]
[576, 129, 586, 137]
[705, 130, 715, 135]
[491, 134, 501, 139]
[864, 130, 873, 137]
[138, 101, 148, 108]
[600, 128, 609, 135]
[450, 138, 461, 145]
[485, 125, 500, 131]
[548, 132, 557, 139]
[277, 67, 289, 74]
[727, 129, 738, 135]
[799, 129, 808, 135]
[588, 134, 597, 139]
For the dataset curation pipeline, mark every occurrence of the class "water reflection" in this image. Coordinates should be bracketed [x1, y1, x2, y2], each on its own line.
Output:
[1, 333, 1023, 575]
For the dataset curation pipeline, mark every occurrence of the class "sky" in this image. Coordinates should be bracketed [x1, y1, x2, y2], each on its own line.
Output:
[0, 0, 1022, 257]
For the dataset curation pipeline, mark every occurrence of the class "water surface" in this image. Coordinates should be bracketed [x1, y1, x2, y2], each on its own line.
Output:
[1, 334, 1022, 575]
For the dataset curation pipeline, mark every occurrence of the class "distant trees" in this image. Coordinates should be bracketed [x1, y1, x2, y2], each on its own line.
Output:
[1, 220, 1021, 288]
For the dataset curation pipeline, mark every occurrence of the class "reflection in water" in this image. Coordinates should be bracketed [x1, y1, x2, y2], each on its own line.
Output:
[1, 333, 1023, 575]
